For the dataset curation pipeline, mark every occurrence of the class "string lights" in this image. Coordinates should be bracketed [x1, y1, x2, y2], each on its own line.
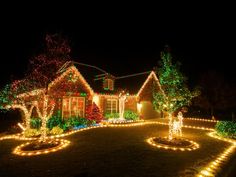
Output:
[197, 132, 236, 177]
[13, 139, 70, 156]
[146, 137, 199, 151]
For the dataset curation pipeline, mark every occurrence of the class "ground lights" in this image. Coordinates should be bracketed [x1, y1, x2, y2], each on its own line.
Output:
[146, 137, 199, 151]
[13, 139, 70, 156]
[1, 118, 235, 175]
[196, 132, 236, 177]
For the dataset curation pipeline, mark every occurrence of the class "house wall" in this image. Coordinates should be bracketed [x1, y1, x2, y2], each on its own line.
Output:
[97, 95, 137, 115]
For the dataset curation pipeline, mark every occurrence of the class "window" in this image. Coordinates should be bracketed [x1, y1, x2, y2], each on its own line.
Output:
[103, 78, 114, 91]
[106, 99, 117, 113]
[62, 97, 85, 118]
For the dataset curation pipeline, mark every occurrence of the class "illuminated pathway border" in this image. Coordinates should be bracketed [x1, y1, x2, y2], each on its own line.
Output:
[146, 137, 199, 151]
[1, 118, 235, 175]
[196, 132, 236, 177]
[13, 139, 70, 156]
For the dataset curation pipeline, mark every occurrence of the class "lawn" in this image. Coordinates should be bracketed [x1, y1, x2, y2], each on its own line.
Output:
[0, 119, 235, 177]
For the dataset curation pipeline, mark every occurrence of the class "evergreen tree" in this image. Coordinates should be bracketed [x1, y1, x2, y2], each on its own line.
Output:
[153, 47, 199, 139]
[85, 102, 103, 123]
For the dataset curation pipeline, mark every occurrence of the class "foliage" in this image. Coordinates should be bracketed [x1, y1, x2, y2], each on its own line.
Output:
[47, 115, 63, 130]
[31, 118, 42, 129]
[50, 126, 63, 135]
[28, 34, 70, 89]
[104, 112, 120, 119]
[23, 128, 41, 137]
[85, 102, 103, 123]
[59, 117, 90, 131]
[124, 110, 139, 120]
[215, 121, 236, 139]
[153, 48, 199, 114]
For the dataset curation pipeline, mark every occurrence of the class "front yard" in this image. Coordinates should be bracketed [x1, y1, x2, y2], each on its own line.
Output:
[0, 119, 235, 177]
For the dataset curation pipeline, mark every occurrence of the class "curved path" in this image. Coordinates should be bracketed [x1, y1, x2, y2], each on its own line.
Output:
[0, 119, 235, 177]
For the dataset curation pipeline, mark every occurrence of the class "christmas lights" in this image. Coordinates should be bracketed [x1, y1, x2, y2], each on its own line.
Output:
[13, 139, 70, 156]
[146, 137, 199, 151]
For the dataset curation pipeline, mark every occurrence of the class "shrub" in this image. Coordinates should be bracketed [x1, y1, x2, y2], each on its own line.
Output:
[30, 118, 41, 129]
[23, 128, 41, 137]
[85, 102, 103, 123]
[124, 110, 139, 120]
[50, 126, 63, 135]
[47, 115, 63, 130]
[104, 112, 119, 119]
[215, 121, 236, 139]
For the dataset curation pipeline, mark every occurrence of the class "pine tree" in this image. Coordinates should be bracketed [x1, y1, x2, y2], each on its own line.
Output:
[85, 102, 103, 123]
[153, 47, 199, 140]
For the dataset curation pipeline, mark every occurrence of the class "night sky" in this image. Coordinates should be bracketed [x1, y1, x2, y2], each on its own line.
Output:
[1, 5, 235, 88]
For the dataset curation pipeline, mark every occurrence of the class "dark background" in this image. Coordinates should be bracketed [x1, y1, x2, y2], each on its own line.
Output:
[0, 4, 235, 88]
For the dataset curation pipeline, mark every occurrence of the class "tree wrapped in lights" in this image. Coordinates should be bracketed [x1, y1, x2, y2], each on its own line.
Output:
[0, 81, 37, 130]
[0, 34, 71, 139]
[35, 94, 55, 141]
[153, 47, 199, 140]
[28, 34, 70, 140]
[85, 102, 103, 123]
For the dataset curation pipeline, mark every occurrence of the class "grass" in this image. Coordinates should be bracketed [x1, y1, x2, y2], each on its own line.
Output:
[0, 119, 234, 177]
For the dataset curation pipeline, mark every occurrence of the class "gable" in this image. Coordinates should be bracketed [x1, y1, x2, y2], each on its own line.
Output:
[137, 71, 163, 101]
[48, 66, 94, 96]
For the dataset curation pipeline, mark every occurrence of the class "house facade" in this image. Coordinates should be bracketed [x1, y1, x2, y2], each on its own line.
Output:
[20, 64, 162, 119]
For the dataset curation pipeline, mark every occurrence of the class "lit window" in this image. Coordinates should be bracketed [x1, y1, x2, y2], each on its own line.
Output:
[103, 78, 114, 91]
[62, 97, 85, 118]
[106, 99, 117, 113]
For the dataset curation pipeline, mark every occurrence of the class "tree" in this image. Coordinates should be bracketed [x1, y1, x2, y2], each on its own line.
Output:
[153, 48, 199, 140]
[85, 102, 103, 123]
[0, 80, 36, 130]
[0, 34, 71, 140]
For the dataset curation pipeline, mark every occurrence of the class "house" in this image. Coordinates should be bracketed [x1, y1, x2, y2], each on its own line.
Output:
[19, 63, 163, 119]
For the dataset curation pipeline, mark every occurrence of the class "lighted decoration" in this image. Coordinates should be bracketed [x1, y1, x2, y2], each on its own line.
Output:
[35, 94, 55, 141]
[92, 94, 100, 106]
[136, 71, 163, 99]
[48, 66, 94, 96]
[13, 139, 70, 156]
[196, 132, 236, 177]
[10, 103, 35, 130]
[17, 123, 26, 131]
[172, 111, 183, 137]
[118, 91, 127, 119]
[137, 103, 142, 113]
[153, 49, 199, 140]
[146, 137, 199, 151]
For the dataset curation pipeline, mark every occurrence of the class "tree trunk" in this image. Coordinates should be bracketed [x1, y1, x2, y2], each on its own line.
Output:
[168, 112, 173, 140]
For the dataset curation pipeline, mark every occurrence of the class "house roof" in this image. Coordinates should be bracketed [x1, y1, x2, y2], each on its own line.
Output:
[73, 63, 154, 95]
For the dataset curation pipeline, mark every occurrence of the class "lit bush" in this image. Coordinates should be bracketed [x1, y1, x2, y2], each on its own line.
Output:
[23, 128, 41, 137]
[104, 112, 119, 119]
[215, 121, 236, 139]
[50, 126, 63, 135]
[30, 118, 41, 129]
[47, 115, 63, 130]
[124, 110, 139, 120]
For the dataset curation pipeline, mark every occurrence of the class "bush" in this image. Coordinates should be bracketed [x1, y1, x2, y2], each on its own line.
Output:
[104, 112, 119, 119]
[50, 126, 63, 135]
[30, 118, 42, 129]
[215, 121, 236, 139]
[23, 128, 41, 137]
[124, 110, 139, 120]
[85, 103, 103, 123]
[59, 117, 89, 131]
[47, 115, 63, 130]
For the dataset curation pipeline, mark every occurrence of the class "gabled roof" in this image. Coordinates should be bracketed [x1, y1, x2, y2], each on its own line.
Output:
[137, 71, 162, 98]
[48, 65, 94, 96]
[47, 63, 162, 96]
